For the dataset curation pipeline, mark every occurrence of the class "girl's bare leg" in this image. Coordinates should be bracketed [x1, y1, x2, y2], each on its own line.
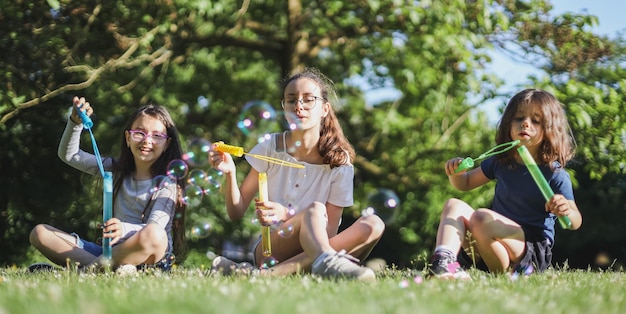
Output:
[29, 224, 97, 267]
[469, 208, 526, 272]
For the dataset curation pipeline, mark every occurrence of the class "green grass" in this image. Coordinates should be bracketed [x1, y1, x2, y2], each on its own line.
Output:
[1, 267, 625, 314]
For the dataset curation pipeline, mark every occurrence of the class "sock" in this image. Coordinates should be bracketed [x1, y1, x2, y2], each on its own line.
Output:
[433, 246, 456, 258]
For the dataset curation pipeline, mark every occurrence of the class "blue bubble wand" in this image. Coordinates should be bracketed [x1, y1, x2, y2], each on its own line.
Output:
[77, 106, 113, 260]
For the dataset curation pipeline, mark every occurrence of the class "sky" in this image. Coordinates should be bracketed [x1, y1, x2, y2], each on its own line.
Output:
[482, 0, 626, 123]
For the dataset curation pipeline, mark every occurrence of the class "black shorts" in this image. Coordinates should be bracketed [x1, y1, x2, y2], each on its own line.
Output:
[458, 226, 553, 272]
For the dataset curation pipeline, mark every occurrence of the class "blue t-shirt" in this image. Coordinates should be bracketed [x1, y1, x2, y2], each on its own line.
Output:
[480, 156, 574, 242]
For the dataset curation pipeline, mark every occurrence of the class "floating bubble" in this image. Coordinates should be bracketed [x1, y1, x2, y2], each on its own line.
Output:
[202, 178, 222, 195]
[183, 138, 212, 168]
[187, 169, 208, 186]
[151, 175, 176, 193]
[260, 256, 279, 269]
[167, 159, 189, 179]
[237, 101, 278, 143]
[277, 223, 295, 238]
[365, 189, 400, 224]
[190, 220, 211, 238]
[183, 185, 204, 208]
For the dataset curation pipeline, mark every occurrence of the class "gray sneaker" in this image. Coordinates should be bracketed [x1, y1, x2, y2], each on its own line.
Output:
[210, 256, 256, 276]
[311, 250, 376, 281]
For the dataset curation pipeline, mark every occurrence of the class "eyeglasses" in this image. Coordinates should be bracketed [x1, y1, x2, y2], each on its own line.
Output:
[281, 96, 324, 111]
[128, 130, 169, 144]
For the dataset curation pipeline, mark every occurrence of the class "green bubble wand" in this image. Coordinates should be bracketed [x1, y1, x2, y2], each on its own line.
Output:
[455, 140, 521, 173]
[517, 145, 572, 230]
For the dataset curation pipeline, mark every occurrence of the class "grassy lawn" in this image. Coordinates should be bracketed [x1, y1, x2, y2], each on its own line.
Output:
[1, 266, 625, 314]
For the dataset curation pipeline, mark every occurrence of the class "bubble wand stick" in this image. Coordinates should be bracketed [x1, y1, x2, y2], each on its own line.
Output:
[258, 172, 272, 257]
[455, 140, 520, 173]
[213, 142, 305, 169]
[77, 106, 114, 260]
[517, 145, 572, 229]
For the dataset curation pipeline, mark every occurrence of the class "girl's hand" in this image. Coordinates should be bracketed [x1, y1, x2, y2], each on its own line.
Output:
[445, 157, 465, 176]
[254, 199, 286, 226]
[209, 143, 236, 174]
[103, 218, 122, 245]
[546, 194, 571, 217]
[71, 96, 93, 124]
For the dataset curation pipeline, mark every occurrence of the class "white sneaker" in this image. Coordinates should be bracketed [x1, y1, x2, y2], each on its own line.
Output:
[116, 264, 138, 276]
[210, 256, 256, 276]
[311, 250, 376, 281]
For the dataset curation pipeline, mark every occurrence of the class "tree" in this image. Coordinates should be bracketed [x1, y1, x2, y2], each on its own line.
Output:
[1, 0, 623, 269]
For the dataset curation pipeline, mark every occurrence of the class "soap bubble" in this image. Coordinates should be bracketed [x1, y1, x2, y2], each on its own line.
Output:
[183, 185, 204, 208]
[151, 175, 176, 194]
[187, 169, 208, 186]
[363, 189, 400, 224]
[237, 101, 278, 144]
[190, 220, 211, 238]
[260, 256, 279, 269]
[167, 159, 189, 179]
[277, 223, 295, 238]
[182, 138, 212, 168]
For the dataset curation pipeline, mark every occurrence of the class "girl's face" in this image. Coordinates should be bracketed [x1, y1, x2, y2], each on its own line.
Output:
[125, 114, 170, 168]
[509, 103, 544, 149]
[282, 78, 330, 131]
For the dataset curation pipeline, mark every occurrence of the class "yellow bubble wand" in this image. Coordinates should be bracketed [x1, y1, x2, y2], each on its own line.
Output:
[214, 142, 304, 259]
[213, 142, 305, 169]
[258, 172, 272, 257]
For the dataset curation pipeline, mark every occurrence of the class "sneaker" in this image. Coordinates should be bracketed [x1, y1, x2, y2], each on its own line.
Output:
[311, 250, 376, 281]
[210, 256, 256, 276]
[428, 253, 471, 280]
[116, 264, 138, 276]
[28, 262, 56, 273]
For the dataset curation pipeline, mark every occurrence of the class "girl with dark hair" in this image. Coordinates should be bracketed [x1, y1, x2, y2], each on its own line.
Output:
[427, 89, 582, 280]
[210, 68, 385, 280]
[29, 96, 187, 273]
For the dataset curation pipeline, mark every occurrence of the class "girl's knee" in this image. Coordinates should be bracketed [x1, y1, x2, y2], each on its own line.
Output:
[361, 214, 385, 238]
[469, 209, 493, 228]
[137, 224, 167, 249]
[355, 215, 385, 241]
[29, 224, 50, 246]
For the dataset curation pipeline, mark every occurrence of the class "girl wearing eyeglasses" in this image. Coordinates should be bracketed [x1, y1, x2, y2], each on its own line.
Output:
[210, 68, 385, 280]
[29, 97, 187, 273]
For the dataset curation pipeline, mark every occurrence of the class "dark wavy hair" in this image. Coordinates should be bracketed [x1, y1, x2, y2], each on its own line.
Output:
[112, 104, 188, 262]
[495, 89, 576, 169]
[281, 68, 355, 168]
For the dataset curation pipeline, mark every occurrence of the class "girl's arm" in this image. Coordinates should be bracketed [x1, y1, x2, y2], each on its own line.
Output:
[546, 195, 583, 230]
[223, 163, 258, 221]
[325, 202, 344, 238]
[445, 157, 490, 191]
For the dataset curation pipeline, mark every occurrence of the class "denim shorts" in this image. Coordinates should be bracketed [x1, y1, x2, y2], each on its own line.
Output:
[70, 233, 175, 271]
[71, 233, 103, 256]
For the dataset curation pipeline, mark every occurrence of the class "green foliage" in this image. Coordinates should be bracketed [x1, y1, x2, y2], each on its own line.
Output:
[1, 0, 625, 271]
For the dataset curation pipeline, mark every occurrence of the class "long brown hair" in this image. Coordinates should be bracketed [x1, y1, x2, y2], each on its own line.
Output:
[112, 104, 188, 262]
[496, 89, 576, 169]
[282, 68, 356, 168]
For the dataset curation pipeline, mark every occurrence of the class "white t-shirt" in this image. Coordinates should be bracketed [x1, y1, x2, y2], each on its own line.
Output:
[245, 132, 354, 213]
